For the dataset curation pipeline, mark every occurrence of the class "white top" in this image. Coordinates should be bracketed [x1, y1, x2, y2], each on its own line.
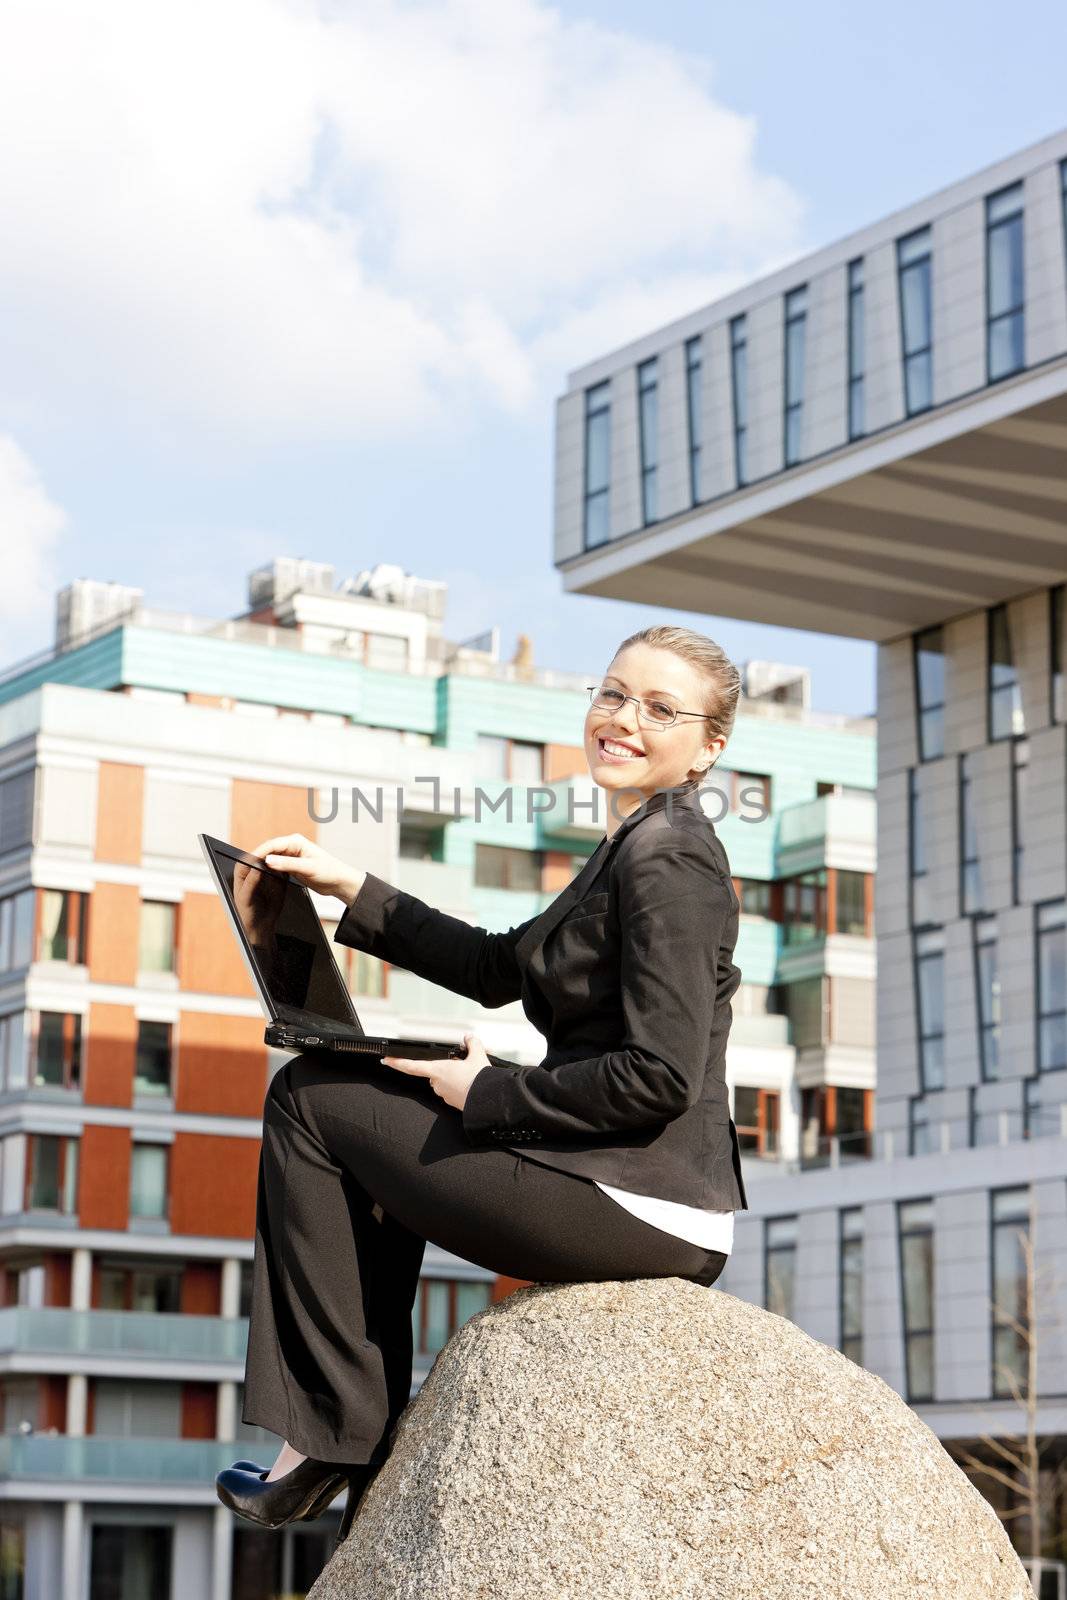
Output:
[594, 1180, 734, 1253]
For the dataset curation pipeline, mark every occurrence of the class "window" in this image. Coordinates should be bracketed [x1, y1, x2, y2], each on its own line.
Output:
[764, 1216, 798, 1321]
[835, 1087, 871, 1159]
[914, 927, 945, 1091]
[637, 357, 659, 525]
[685, 335, 703, 503]
[781, 976, 828, 1050]
[134, 1020, 172, 1097]
[412, 1276, 493, 1357]
[97, 1260, 182, 1313]
[834, 871, 868, 937]
[985, 182, 1025, 382]
[913, 626, 944, 761]
[732, 1086, 779, 1157]
[988, 603, 1023, 740]
[783, 285, 807, 467]
[473, 845, 542, 893]
[1023, 1074, 1060, 1140]
[847, 257, 865, 439]
[1035, 900, 1066, 1073]
[959, 753, 984, 915]
[839, 1207, 864, 1365]
[909, 1094, 937, 1156]
[1011, 738, 1028, 903]
[897, 225, 933, 415]
[0, 771, 34, 857]
[1051, 584, 1064, 723]
[583, 380, 611, 549]
[33, 1012, 81, 1090]
[781, 871, 826, 947]
[352, 949, 386, 999]
[0, 1013, 26, 1092]
[476, 733, 509, 780]
[729, 314, 748, 486]
[0, 891, 35, 976]
[38, 889, 87, 964]
[898, 1199, 934, 1401]
[129, 1143, 168, 1221]
[138, 901, 176, 974]
[973, 915, 1000, 1081]
[736, 878, 772, 918]
[398, 824, 444, 861]
[991, 1187, 1030, 1399]
[508, 741, 543, 783]
[909, 769, 934, 929]
[800, 1086, 872, 1167]
[728, 771, 771, 815]
[25, 1135, 78, 1214]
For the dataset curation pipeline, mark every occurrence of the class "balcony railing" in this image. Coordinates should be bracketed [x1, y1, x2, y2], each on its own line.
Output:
[0, 1433, 237, 1484]
[0, 1307, 248, 1364]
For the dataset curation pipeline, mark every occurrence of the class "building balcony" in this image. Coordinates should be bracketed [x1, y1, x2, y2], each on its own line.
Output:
[775, 792, 876, 876]
[0, 1433, 239, 1494]
[0, 1307, 248, 1378]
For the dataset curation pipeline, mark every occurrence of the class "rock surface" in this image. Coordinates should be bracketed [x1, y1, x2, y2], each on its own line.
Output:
[309, 1278, 1032, 1600]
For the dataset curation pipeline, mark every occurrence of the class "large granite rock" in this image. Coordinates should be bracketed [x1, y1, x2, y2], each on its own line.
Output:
[310, 1278, 1031, 1600]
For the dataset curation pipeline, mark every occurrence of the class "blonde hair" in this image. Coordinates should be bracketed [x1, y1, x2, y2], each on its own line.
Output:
[611, 624, 741, 759]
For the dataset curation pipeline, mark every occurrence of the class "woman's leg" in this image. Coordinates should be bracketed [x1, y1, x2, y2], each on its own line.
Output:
[241, 1051, 726, 1466]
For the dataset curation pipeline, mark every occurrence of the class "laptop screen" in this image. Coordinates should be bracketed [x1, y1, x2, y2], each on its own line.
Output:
[201, 836, 360, 1030]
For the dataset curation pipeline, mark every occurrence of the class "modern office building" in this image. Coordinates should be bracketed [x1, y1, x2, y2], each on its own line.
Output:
[0, 559, 872, 1598]
[551, 125, 1067, 1567]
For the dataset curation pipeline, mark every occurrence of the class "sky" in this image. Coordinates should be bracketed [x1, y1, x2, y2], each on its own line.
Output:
[1, 0, 1066, 716]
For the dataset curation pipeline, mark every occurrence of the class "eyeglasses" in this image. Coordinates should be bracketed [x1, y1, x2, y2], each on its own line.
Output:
[586, 685, 709, 729]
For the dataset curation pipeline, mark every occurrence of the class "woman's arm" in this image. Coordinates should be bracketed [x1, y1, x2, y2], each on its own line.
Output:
[333, 871, 540, 1009]
[458, 828, 735, 1145]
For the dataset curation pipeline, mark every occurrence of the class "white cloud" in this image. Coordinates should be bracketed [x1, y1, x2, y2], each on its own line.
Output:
[0, 0, 806, 447]
[0, 437, 67, 649]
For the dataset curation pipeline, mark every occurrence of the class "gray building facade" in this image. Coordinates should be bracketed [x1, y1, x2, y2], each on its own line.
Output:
[552, 126, 1067, 1565]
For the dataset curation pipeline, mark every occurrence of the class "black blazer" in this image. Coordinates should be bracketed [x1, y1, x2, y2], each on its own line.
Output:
[333, 779, 748, 1212]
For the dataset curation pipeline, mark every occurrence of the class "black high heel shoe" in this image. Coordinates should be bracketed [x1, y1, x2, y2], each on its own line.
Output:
[224, 1460, 344, 1521]
[333, 1465, 380, 1550]
[215, 1456, 350, 1529]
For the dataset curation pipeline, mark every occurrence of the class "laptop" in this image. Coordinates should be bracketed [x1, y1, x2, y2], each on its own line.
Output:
[198, 833, 514, 1068]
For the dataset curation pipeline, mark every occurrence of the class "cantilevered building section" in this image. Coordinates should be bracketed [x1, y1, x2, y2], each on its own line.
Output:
[552, 126, 1067, 1573]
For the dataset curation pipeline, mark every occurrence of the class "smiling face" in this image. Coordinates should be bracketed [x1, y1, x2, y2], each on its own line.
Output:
[584, 642, 726, 822]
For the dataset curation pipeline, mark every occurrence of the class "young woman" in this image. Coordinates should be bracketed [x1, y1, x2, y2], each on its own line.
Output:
[215, 623, 748, 1546]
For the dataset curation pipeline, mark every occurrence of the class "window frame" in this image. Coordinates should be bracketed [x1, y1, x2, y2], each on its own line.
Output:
[729, 314, 748, 487]
[896, 225, 933, 417]
[984, 181, 1025, 385]
[847, 257, 865, 440]
[582, 379, 612, 550]
[685, 335, 703, 505]
[783, 284, 808, 467]
[897, 1197, 935, 1403]
[637, 357, 659, 526]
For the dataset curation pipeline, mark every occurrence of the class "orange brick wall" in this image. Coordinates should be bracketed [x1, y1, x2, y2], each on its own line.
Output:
[83, 1003, 137, 1108]
[170, 1134, 260, 1238]
[79, 1126, 132, 1231]
[544, 743, 588, 782]
[229, 780, 318, 858]
[96, 762, 144, 865]
[86, 884, 141, 989]
[179, 892, 259, 999]
[180, 1262, 221, 1316]
[181, 1382, 217, 1439]
[176, 1013, 269, 1120]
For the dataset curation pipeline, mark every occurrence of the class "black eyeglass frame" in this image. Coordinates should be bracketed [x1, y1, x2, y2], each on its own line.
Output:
[585, 684, 711, 730]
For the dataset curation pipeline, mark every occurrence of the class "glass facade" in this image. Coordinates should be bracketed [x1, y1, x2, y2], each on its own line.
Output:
[913, 626, 945, 760]
[973, 915, 1000, 1081]
[582, 380, 611, 549]
[839, 1207, 864, 1366]
[783, 285, 807, 467]
[897, 225, 933, 415]
[986, 182, 1025, 382]
[914, 927, 945, 1091]
[988, 603, 1024, 740]
[729, 314, 748, 486]
[959, 752, 984, 915]
[685, 335, 703, 505]
[898, 1199, 934, 1402]
[847, 257, 865, 439]
[990, 1187, 1030, 1399]
[1036, 899, 1067, 1073]
[764, 1215, 798, 1321]
[637, 357, 659, 525]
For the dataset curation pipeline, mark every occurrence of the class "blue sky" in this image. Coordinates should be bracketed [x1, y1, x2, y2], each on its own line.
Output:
[1, 0, 1065, 715]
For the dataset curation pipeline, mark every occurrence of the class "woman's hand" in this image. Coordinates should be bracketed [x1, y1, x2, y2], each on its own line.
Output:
[249, 832, 365, 906]
[382, 1032, 490, 1112]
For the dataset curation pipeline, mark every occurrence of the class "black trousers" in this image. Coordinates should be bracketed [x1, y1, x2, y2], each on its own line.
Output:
[241, 1052, 729, 1465]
